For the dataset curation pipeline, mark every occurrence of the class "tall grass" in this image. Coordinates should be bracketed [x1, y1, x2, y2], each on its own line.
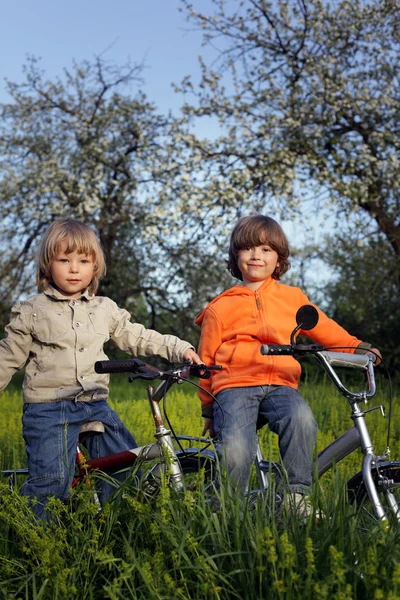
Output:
[1, 373, 400, 599]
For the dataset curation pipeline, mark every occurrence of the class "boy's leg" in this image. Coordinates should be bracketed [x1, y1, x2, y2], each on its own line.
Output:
[21, 401, 84, 520]
[83, 400, 139, 502]
[213, 387, 263, 490]
[258, 386, 318, 493]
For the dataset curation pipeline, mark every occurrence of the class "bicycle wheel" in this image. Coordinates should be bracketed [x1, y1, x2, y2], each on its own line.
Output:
[347, 460, 400, 525]
[139, 451, 217, 500]
[177, 452, 217, 490]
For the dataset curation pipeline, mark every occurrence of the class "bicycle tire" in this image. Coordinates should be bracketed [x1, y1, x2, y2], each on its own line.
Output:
[346, 460, 400, 523]
[177, 453, 217, 488]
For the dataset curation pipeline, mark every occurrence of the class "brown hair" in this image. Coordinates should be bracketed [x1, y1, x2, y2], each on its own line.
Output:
[228, 214, 290, 281]
[36, 219, 106, 294]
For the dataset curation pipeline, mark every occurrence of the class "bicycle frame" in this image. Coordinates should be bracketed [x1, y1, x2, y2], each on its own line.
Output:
[1, 362, 217, 502]
[73, 378, 214, 498]
[3, 352, 397, 523]
[254, 350, 400, 523]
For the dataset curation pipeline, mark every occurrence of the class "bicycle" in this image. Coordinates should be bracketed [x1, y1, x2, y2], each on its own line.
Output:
[97, 305, 397, 526]
[2, 305, 399, 526]
[254, 304, 400, 526]
[1, 362, 220, 506]
[87, 306, 399, 526]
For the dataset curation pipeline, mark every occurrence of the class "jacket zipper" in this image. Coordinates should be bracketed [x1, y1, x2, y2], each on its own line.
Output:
[255, 291, 272, 375]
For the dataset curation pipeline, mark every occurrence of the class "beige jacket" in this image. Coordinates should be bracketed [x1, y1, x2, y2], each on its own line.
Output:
[0, 286, 194, 403]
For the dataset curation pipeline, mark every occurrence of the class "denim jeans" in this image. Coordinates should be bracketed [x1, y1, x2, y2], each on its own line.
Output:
[21, 400, 137, 519]
[213, 385, 318, 493]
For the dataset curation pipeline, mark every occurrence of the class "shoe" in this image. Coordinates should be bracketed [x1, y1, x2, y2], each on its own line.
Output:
[285, 493, 325, 522]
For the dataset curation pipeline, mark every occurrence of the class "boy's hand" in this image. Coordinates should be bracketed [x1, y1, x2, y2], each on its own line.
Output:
[369, 347, 382, 366]
[202, 417, 215, 438]
[183, 348, 203, 365]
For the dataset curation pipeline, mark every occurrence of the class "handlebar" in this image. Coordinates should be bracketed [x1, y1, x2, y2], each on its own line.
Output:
[94, 358, 221, 380]
[95, 358, 149, 374]
[260, 343, 377, 401]
[260, 343, 325, 357]
[259, 305, 379, 403]
[261, 343, 373, 369]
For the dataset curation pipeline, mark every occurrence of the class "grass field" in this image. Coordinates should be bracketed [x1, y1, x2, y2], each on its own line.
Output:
[1, 371, 400, 599]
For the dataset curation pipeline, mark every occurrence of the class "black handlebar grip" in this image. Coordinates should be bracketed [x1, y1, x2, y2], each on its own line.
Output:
[94, 359, 141, 374]
[260, 344, 293, 356]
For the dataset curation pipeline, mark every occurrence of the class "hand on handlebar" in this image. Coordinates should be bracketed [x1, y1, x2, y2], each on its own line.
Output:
[369, 347, 382, 366]
[183, 349, 203, 365]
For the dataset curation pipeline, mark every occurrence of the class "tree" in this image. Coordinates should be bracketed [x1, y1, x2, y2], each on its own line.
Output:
[179, 0, 400, 272]
[0, 56, 234, 341]
[321, 224, 400, 374]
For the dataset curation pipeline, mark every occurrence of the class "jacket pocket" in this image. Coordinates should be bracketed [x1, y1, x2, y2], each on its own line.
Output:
[227, 336, 255, 366]
[88, 308, 110, 338]
[217, 337, 250, 367]
[35, 346, 56, 372]
[33, 311, 67, 342]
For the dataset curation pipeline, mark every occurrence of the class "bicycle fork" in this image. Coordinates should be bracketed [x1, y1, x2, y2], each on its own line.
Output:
[353, 400, 400, 523]
[142, 385, 184, 495]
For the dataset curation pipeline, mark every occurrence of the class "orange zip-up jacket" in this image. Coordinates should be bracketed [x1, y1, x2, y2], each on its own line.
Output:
[195, 277, 369, 418]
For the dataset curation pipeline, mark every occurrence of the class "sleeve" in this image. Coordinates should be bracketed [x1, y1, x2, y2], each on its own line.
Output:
[197, 307, 222, 418]
[298, 291, 366, 352]
[0, 303, 33, 392]
[107, 300, 194, 363]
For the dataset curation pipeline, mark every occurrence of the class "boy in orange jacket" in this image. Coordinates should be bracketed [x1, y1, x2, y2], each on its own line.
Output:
[196, 214, 380, 515]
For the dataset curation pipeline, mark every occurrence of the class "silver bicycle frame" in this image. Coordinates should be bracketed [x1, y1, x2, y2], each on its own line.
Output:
[138, 384, 214, 496]
[255, 351, 400, 522]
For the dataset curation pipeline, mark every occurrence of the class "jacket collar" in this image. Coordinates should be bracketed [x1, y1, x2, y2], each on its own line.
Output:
[43, 285, 94, 301]
[230, 275, 276, 296]
[251, 276, 276, 294]
[195, 277, 276, 325]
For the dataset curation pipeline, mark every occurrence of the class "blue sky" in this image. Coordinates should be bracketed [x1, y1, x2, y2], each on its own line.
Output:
[0, 0, 210, 112]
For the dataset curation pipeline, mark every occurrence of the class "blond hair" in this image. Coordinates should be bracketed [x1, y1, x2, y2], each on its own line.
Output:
[228, 214, 290, 281]
[36, 219, 106, 294]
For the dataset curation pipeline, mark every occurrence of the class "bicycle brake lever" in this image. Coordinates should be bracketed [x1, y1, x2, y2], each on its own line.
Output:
[292, 343, 325, 358]
[128, 373, 159, 382]
[188, 366, 213, 379]
[193, 364, 223, 378]
[198, 371, 212, 379]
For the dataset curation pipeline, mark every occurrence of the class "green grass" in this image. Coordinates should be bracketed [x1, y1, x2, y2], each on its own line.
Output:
[1, 374, 400, 599]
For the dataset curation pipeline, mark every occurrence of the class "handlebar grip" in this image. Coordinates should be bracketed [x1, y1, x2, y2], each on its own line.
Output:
[94, 359, 143, 374]
[319, 351, 371, 369]
[260, 344, 293, 356]
[189, 364, 223, 379]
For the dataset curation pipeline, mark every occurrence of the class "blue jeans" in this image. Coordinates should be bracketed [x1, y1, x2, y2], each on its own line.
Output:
[21, 400, 138, 519]
[213, 385, 318, 493]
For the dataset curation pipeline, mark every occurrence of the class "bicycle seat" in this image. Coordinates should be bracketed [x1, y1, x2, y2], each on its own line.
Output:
[79, 421, 105, 434]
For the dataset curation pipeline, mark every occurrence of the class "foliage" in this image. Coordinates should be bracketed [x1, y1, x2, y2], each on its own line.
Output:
[3, 474, 400, 600]
[1, 375, 400, 598]
[320, 225, 400, 373]
[2, 0, 400, 352]
[0, 56, 233, 339]
[178, 0, 400, 261]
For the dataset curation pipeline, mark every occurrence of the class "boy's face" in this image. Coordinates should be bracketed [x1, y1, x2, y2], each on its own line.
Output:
[50, 242, 95, 298]
[237, 244, 279, 290]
